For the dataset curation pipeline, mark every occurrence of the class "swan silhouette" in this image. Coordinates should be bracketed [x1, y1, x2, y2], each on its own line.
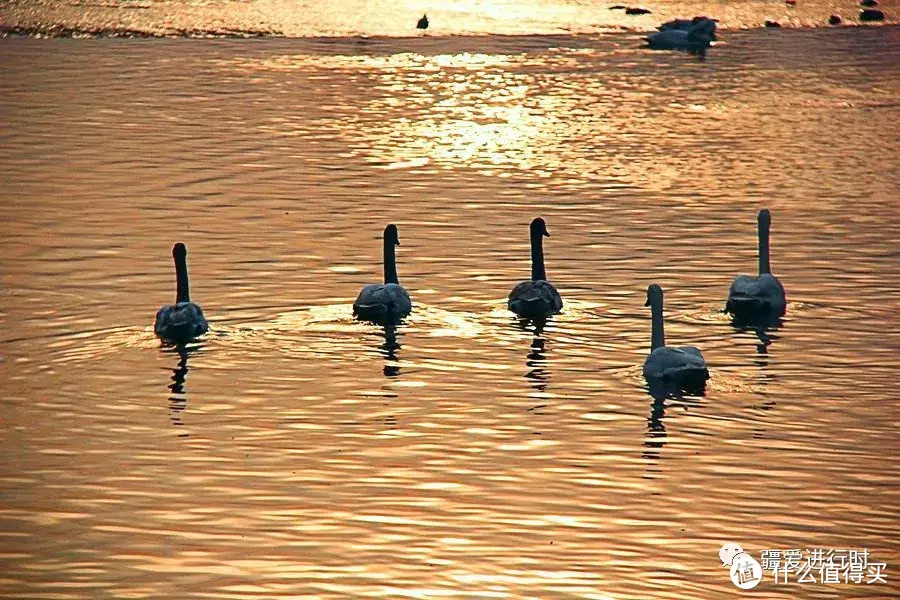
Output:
[353, 224, 412, 324]
[508, 217, 563, 320]
[643, 284, 709, 386]
[154, 243, 209, 344]
[646, 16, 716, 55]
[725, 209, 786, 317]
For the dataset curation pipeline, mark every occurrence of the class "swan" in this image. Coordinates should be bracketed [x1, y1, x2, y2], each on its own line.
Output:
[353, 224, 412, 323]
[508, 217, 563, 319]
[646, 16, 716, 54]
[154, 243, 209, 343]
[643, 284, 709, 385]
[725, 209, 786, 317]
[658, 16, 718, 39]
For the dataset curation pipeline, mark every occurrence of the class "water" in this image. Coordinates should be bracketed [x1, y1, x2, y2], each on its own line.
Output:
[2, 21, 900, 600]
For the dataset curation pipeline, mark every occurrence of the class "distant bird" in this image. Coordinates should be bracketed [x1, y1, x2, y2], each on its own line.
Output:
[353, 224, 412, 324]
[646, 16, 716, 55]
[765, 20, 782, 28]
[860, 0, 878, 7]
[154, 243, 209, 344]
[658, 16, 718, 40]
[626, 7, 652, 15]
[417, 14, 429, 29]
[725, 209, 787, 317]
[643, 284, 709, 386]
[508, 217, 563, 320]
[609, 5, 628, 10]
[859, 8, 885, 21]
[829, 14, 843, 25]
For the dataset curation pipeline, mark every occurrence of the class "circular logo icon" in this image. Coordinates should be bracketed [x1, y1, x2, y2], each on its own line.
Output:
[719, 542, 744, 566]
[730, 552, 762, 589]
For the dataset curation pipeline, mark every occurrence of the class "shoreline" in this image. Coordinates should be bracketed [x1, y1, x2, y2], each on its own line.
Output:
[1, 21, 897, 41]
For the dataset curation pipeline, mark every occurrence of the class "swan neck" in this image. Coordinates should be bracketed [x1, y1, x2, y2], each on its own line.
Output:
[650, 297, 665, 351]
[531, 230, 547, 281]
[383, 238, 399, 285]
[759, 216, 771, 275]
[175, 253, 190, 304]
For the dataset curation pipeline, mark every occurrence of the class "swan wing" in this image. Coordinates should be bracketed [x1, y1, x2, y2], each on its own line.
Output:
[508, 280, 563, 319]
[154, 302, 209, 342]
[647, 29, 689, 49]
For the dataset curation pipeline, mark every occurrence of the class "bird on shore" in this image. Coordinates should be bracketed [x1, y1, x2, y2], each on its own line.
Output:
[417, 14, 429, 29]
[154, 242, 209, 344]
[859, 8, 885, 21]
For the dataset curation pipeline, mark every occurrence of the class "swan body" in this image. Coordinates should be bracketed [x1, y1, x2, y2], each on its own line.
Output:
[726, 209, 786, 316]
[508, 280, 563, 319]
[644, 346, 709, 382]
[727, 273, 785, 314]
[647, 17, 716, 53]
[354, 224, 412, 323]
[154, 243, 208, 343]
[643, 284, 709, 385]
[508, 217, 563, 320]
[354, 283, 412, 322]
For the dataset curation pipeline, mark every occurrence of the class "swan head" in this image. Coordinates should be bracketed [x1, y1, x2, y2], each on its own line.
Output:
[758, 208, 771, 229]
[531, 217, 550, 238]
[645, 283, 663, 307]
[173, 242, 187, 260]
[384, 223, 400, 246]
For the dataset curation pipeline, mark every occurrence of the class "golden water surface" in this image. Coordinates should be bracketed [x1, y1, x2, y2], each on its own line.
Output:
[1, 27, 900, 599]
